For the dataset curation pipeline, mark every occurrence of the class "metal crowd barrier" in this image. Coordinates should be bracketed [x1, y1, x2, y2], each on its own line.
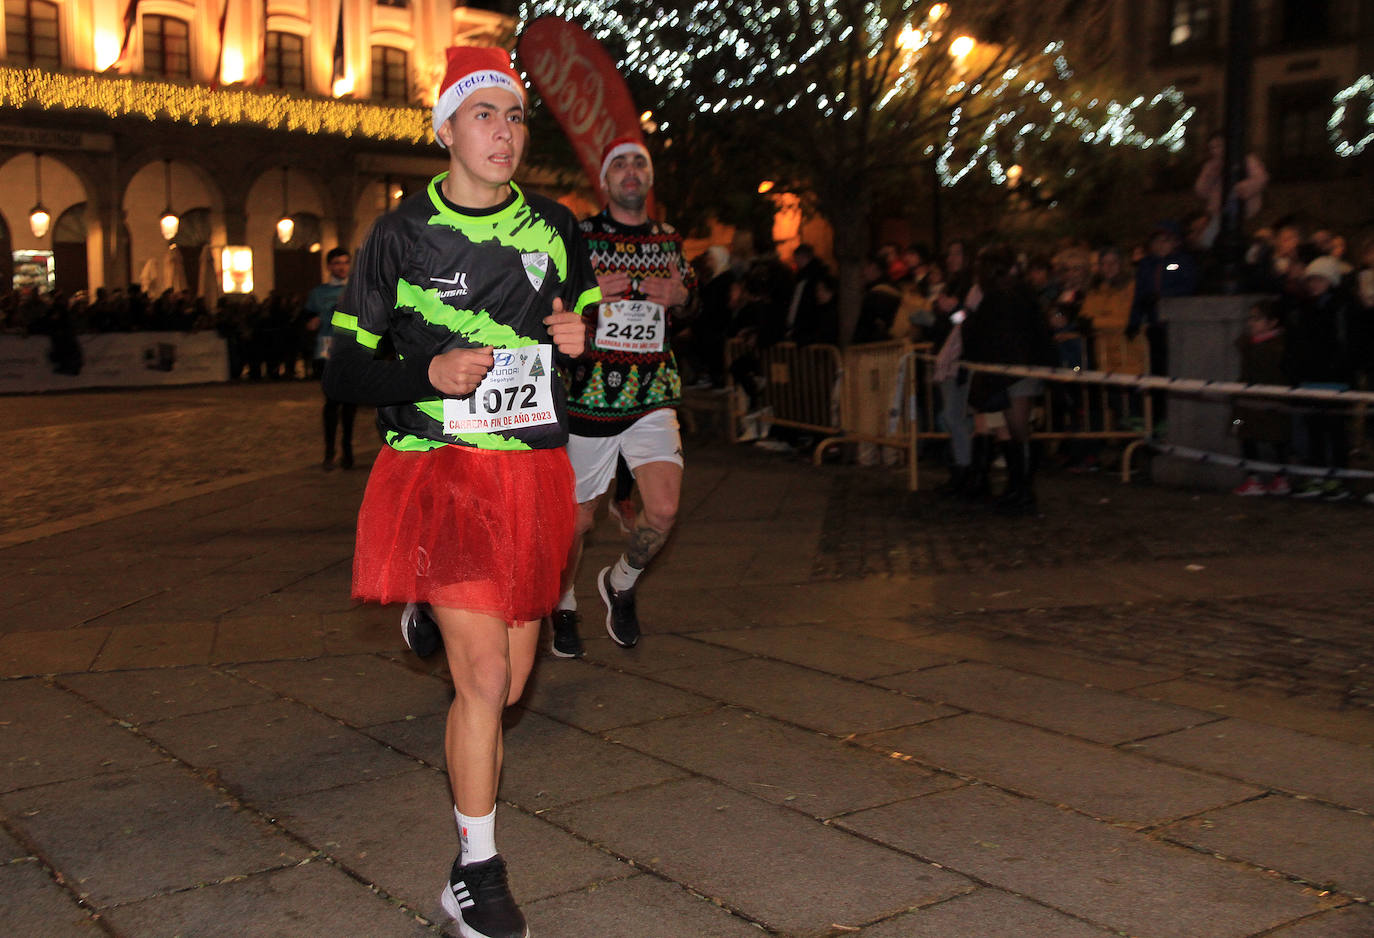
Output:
[722, 338, 843, 443]
[721, 339, 1374, 492]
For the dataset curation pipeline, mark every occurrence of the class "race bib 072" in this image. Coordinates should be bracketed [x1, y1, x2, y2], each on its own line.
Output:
[442, 344, 557, 434]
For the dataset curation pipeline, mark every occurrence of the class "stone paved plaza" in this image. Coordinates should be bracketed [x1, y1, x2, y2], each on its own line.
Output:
[1, 382, 1372, 937]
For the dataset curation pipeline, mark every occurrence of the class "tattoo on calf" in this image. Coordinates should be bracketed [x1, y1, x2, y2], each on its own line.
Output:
[627, 522, 668, 569]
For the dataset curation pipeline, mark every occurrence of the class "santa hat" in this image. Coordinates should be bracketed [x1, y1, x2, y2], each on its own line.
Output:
[599, 136, 652, 189]
[432, 46, 525, 144]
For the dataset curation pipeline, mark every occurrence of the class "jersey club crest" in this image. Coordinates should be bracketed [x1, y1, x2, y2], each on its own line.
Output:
[522, 252, 549, 291]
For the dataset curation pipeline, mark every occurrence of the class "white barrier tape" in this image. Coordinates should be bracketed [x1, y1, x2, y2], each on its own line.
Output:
[914, 354, 1374, 405]
[1144, 440, 1374, 481]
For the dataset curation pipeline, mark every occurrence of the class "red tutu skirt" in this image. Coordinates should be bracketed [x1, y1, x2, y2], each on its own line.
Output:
[353, 445, 575, 624]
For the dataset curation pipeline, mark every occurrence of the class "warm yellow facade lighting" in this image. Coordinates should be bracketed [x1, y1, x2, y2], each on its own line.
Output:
[221, 246, 253, 293]
[0, 67, 431, 143]
[221, 50, 246, 86]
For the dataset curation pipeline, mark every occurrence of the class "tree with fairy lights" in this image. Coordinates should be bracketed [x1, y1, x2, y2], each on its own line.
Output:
[519, 0, 1194, 343]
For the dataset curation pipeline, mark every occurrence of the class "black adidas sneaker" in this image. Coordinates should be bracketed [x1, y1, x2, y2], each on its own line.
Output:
[440, 854, 528, 938]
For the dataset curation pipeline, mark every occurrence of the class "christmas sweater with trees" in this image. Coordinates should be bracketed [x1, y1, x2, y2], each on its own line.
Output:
[565, 211, 697, 437]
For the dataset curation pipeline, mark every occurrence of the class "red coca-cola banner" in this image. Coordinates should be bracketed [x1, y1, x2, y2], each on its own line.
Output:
[517, 17, 645, 195]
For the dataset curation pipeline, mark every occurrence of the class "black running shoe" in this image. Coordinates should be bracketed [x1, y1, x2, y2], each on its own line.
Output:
[401, 603, 442, 658]
[597, 566, 640, 648]
[550, 608, 583, 658]
[440, 854, 528, 938]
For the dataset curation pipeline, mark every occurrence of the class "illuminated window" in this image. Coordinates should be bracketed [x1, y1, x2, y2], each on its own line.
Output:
[264, 31, 305, 91]
[1167, 0, 1216, 50]
[370, 45, 409, 104]
[143, 14, 191, 79]
[4, 0, 60, 70]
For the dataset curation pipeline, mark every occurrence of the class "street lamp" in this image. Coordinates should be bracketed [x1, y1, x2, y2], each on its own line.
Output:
[28, 152, 50, 239]
[276, 166, 294, 244]
[159, 159, 180, 241]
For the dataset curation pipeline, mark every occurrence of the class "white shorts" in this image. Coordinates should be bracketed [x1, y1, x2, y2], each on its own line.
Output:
[567, 408, 684, 504]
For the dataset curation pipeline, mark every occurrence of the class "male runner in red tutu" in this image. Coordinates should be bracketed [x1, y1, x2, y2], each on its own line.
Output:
[323, 46, 598, 938]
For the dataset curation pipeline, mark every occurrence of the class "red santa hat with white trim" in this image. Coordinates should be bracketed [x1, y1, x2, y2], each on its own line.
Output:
[432, 46, 526, 145]
[599, 136, 653, 190]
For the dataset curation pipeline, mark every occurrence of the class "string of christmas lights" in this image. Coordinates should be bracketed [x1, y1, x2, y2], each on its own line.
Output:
[1330, 74, 1373, 158]
[518, 0, 1195, 187]
[0, 67, 431, 143]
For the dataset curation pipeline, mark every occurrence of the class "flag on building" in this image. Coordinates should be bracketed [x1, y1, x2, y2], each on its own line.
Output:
[211, 0, 230, 89]
[117, 0, 140, 62]
[331, 2, 345, 91]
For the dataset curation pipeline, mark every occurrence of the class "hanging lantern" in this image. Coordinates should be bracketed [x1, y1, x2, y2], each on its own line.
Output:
[276, 166, 294, 244]
[159, 158, 180, 241]
[29, 152, 50, 239]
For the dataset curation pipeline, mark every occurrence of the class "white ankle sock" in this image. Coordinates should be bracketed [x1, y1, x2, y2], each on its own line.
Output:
[556, 587, 576, 611]
[456, 807, 497, 865]
[608, 555, 642, 592]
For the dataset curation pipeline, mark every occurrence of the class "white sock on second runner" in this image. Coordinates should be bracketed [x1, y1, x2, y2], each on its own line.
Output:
[556, 586, 576, 611]
[456, 806, 497, 865]
[608, 555, 643, 592]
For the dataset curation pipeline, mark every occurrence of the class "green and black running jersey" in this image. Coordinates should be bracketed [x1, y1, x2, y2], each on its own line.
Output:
[565, 211, 697, 437]
[324, 175, 600, 452]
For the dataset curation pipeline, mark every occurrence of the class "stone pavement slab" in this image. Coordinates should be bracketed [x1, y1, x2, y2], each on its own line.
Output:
[1128, 678, 1374, 747]
[366, 711, 447, 768]
[862, 713, 1262, 828]
[0, 854, 99, 937]
[0, 824, 98, 937]
[100, 860, 435, 938]
[271, 771, 634, 915]
[0, 626, 108, 677]
[896, 629, 1178, 691]
[57, 665, 277, 725]
[710, 579, 922, 628]
[520, 658, 716, 732]
[499, 709, 689, 811]
[546, 776, 973, 937]
[875, 660, 1217, 744]
[139, 698, 420, 805]
[578, 631, 750, 675]
[654, 657, 954, 736]
[1264, 904, 1374, 937]
[88, 618, 217, 669]
[229, 655, 451, 727]
[0, 679, 166, 791]
[839, 785, 1330, 938]
[1, 761, 306, 907]
[854, 888, 1118, 937]
[608, 707, 959, 818]
[523, 873, 764, 938]
[211, 613, 330, 662]
[1160, 794, 1374, 900]
[1132, 718, 1374, 810]
[697, 624, 956, 680]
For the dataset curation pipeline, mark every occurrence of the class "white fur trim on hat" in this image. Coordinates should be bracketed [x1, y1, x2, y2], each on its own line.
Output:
[599, 140, 652, 188]
[432, 70, 523, 140]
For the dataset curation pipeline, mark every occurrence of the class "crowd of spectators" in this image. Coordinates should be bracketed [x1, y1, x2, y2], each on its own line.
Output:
[0, 285, 324, 382]
[676, 216, 1374, 505]
[7, 210, 1372, 501]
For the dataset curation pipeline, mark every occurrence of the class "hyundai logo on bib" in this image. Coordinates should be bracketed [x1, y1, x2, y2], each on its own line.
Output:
[494, 351, 515, 367]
